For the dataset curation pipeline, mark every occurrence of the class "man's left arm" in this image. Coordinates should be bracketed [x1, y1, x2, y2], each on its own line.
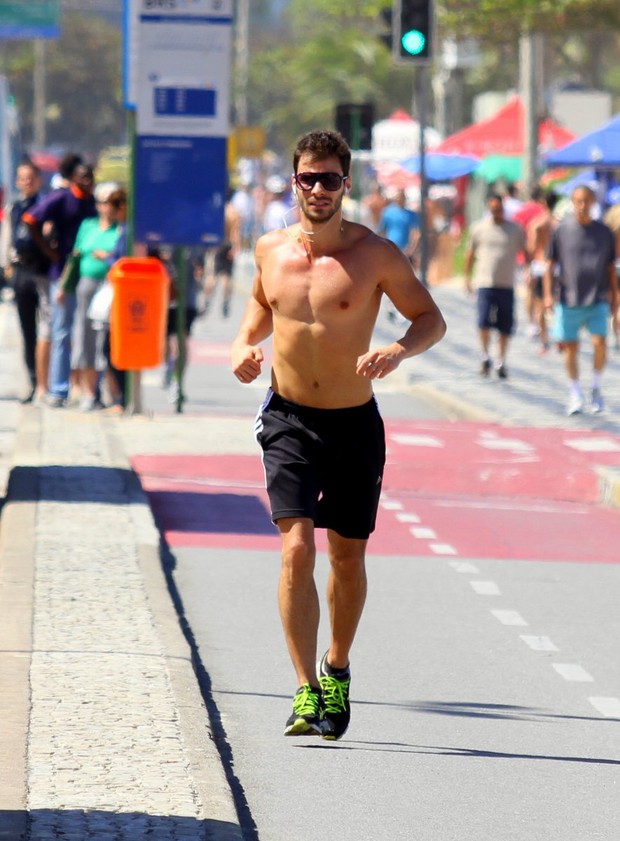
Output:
[356, 242, 446, 380]
[609, 260, 619, 328]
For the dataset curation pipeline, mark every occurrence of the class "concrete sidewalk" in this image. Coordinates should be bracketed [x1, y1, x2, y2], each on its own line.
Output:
[1, 269, 619, 840]
[0, 302, 242, 840]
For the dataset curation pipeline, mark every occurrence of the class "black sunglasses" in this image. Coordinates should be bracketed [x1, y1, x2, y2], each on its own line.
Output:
[293, 171, 347, 191]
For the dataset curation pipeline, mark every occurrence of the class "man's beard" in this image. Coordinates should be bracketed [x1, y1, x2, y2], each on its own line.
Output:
[300, 193, 343, 224]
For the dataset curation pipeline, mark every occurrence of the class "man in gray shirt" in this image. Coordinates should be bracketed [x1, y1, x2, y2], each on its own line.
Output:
[464, 194, 526, 379]
[544, 186, 618, 415]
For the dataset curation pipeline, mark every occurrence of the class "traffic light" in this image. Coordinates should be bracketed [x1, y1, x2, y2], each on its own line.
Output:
[394, 0, 434, 64]
[335, 103, 374, 151]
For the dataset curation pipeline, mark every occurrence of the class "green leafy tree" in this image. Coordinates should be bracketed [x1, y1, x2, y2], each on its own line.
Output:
[5, 11, 124, 155]
[247, 0, 620, 155]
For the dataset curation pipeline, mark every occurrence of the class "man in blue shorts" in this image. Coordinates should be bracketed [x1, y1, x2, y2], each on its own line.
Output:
[464, 194, 526, 379]
[544, 185, 619, 415]
[232, 130, 445, 740]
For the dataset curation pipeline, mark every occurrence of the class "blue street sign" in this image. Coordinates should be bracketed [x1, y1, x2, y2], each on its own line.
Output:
[134, 135, 227, 246]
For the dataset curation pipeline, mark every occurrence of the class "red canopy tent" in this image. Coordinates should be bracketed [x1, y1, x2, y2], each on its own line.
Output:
[434, 96, 575, 157]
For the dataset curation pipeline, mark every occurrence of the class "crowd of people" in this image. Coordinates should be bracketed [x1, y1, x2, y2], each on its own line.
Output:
[1, 147, 619, 418]
[0, 154, 132, 410]
[464, 181, 620, 415]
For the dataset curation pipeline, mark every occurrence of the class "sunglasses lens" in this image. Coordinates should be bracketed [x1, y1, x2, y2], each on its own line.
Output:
[296, 173, 318, 190]
[295, 172, 344, 191]
[321, 173, 343, 190]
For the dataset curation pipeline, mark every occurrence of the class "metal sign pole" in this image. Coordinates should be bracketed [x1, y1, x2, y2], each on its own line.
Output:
[417, 66, 429, 287]
[173, 246, 186, 414]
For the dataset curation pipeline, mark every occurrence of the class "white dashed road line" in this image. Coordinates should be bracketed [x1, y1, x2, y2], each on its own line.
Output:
[395, 512, 421, 524]
[490, 609, 529, 627]
[410, 526, 437, 539]
[552, 664, 594, 682]
[380, 499, 403, 511]
[383, 493, 620, 721]
[470, 580, 501, 595]
[520, 635, 559, 652]
[429, 543, 458, 555]
[449, 561, 480, 574]
[588, 697, 620, 718]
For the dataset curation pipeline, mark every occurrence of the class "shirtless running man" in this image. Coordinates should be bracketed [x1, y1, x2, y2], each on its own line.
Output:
[231, 130, 446, 740]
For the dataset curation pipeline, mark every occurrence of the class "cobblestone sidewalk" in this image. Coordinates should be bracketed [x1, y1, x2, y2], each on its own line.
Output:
[0, 391, 241, 839]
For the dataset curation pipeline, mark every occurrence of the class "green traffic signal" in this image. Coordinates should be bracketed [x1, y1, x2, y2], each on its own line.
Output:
[401, 29, 426, 55]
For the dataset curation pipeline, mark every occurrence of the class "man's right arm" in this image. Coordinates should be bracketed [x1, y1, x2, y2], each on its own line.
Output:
[231, 261, 273, 384]
[22, 203, 59, 264]
[463, 238, 475, 294]
[543, 230, 558, 310]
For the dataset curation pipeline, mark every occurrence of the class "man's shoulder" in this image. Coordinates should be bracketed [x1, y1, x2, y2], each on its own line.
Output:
[255, 227, 289, 254]
[591, 218, 614, 235]
[30, 187, 68, 216]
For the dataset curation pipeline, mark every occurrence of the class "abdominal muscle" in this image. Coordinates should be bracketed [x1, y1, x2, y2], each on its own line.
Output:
[270, 317, 376, 409]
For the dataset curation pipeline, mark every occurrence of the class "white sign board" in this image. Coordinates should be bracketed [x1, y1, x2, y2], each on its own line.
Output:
[125, 0, 232, 137]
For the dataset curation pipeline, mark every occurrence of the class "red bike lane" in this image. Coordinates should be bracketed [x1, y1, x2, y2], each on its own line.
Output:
[131, 419, 620, 564]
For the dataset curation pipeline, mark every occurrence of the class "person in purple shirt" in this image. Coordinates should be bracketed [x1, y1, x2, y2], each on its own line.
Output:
[23, 157, 96, 406]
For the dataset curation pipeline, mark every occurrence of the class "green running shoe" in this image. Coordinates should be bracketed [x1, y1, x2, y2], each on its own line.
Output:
[284, 684, 324, 736]
[318, 651, 351, 740]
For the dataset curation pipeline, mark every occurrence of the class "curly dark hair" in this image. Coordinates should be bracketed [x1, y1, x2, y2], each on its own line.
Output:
[293, 130, 351, 176]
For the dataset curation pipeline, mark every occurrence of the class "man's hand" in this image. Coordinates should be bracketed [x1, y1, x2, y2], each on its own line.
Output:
[232, 344, 264, 383]
[356, 344, 404, 379]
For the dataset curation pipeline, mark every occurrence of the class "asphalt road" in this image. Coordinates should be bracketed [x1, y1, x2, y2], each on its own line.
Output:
[129, 273, 620, 841]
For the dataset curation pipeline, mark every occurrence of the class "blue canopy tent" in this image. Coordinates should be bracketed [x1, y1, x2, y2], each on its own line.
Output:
[544, 114, 620, 168]
[401, 152, 480, 181]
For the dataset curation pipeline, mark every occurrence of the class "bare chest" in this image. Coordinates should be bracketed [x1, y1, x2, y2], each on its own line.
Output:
[263, 250, 379, 323]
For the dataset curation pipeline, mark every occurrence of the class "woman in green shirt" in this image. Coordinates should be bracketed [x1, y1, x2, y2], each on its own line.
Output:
[69, 186, 124, 410]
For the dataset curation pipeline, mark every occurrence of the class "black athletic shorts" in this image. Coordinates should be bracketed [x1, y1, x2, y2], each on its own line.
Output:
[214, 241, 234, 276]
[255, 388, 386, 540]
[477, 287, 515, 335]
[167, 306, 198, 336]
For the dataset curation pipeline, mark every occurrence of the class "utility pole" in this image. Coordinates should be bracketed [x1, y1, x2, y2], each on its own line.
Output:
[519, 31, 541, 194]
[416, 68, 429, 287]
[33, 39, 46, 149]
[234, 0, 249, 125]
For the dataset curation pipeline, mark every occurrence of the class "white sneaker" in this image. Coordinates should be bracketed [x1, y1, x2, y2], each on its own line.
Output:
[567, 394, 584, 416]
[591, 388, 604, 414]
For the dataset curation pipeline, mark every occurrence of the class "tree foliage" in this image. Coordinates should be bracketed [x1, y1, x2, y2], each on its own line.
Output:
[247, 0, 620, 156]
[5, 11, 124, 156]
[440, 0, 620, 38]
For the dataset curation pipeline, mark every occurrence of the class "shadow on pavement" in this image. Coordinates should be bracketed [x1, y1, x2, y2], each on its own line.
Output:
[6, 465, 140, 506]
[0, 809, 243, 840]
[146, 489, 276, 536]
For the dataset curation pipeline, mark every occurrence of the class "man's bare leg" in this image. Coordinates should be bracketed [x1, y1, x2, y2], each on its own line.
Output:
[35, 339, 50, 396]
[325, 530, 367, 669]
[564, 341, 580, 381]
[277, 517, 320, 687]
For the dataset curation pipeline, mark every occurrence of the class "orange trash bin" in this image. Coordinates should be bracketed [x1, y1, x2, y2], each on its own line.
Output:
[109, 257, 170, 370]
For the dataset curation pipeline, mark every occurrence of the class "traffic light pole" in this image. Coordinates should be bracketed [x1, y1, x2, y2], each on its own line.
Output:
[416, 66, 429, 287]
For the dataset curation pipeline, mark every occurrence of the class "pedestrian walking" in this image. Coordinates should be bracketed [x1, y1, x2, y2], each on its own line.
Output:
[378, 187, 419, 258]
[543, 185, 619, 415]
[262, 175, 294, 233]
[464, 193, 527, 379]
[231, 129, 445, 740]
[23, 156, 97, 407]
[525, 190, 559, 353]
[64, 184, 124, 411]
[0, 160, 51, 402]
[378, 188, 420, 323]
[203, 190, 242, 319]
